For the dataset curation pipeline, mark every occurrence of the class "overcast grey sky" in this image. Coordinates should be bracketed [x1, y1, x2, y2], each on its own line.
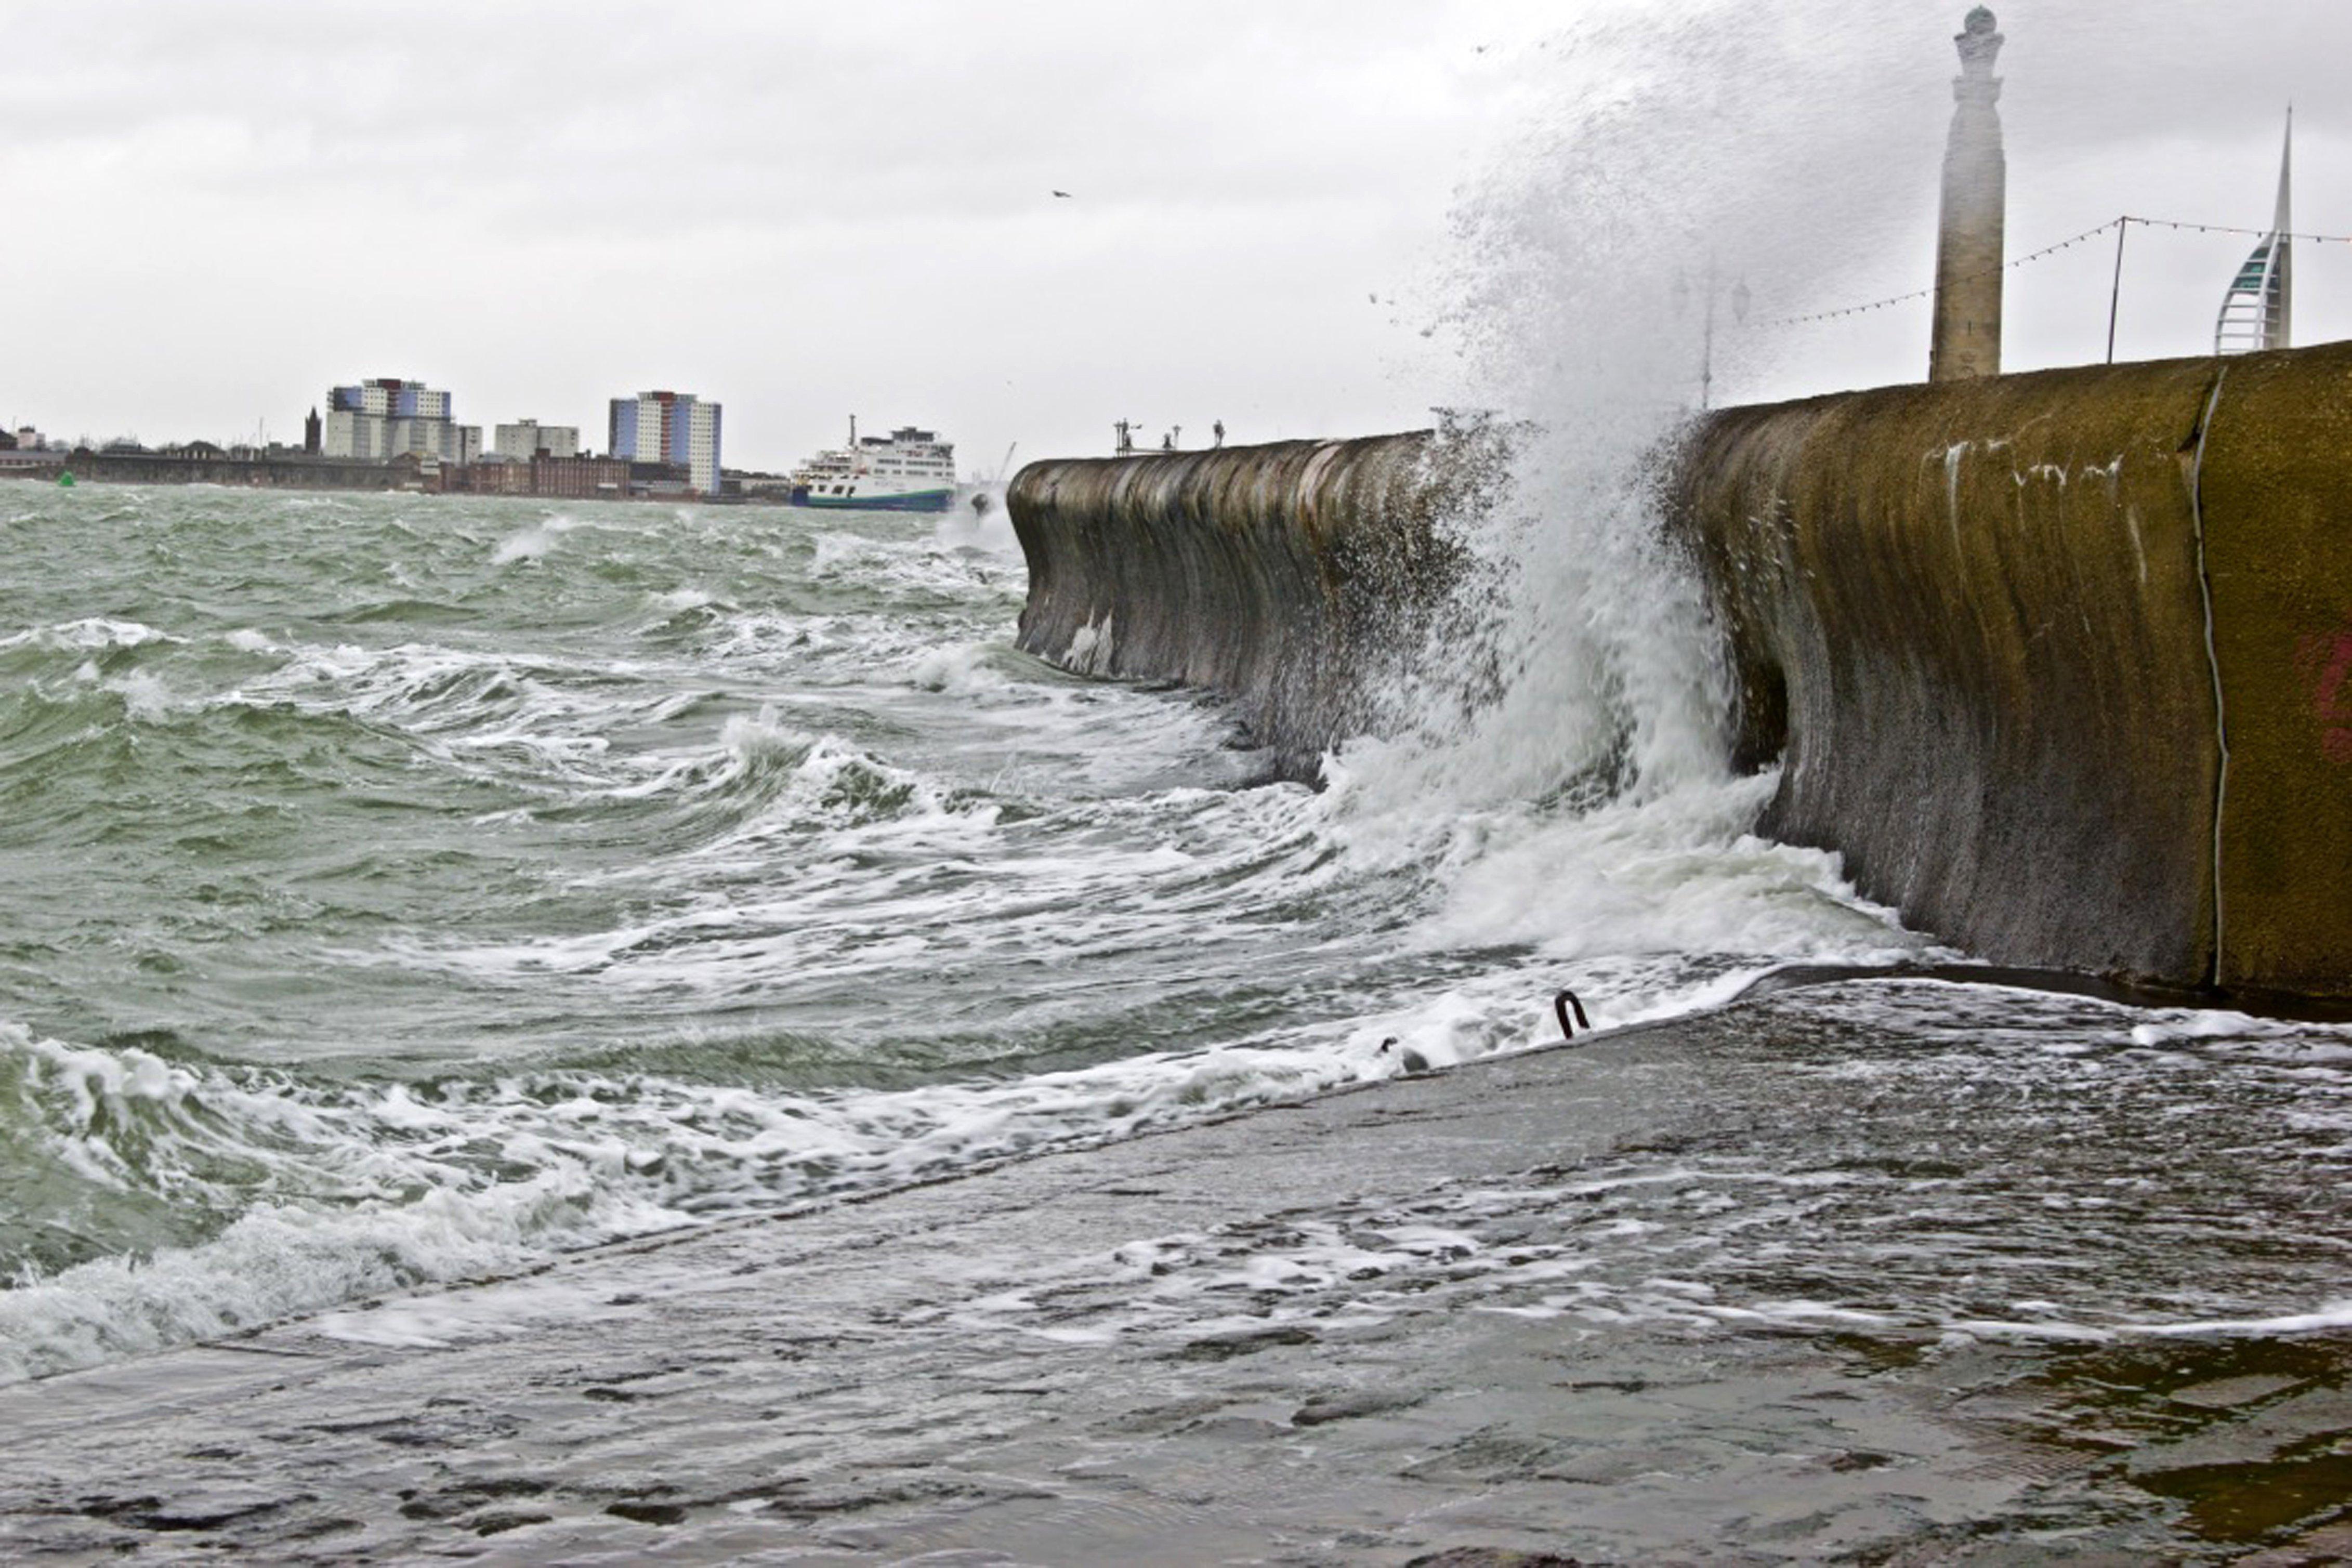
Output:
[1, 2, 2343, 470]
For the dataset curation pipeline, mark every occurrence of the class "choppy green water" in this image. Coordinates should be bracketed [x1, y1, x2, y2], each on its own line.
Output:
[32, 472, 2343, 1413]
[0, 482, 1921, 1379]
[3, 479, 2350, 1561]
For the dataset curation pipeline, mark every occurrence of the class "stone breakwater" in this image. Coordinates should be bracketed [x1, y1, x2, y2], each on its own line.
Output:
[1007, 345, 2352, 1002]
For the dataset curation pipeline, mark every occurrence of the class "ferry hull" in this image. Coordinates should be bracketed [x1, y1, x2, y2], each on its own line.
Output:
[786, 486, 954, 513]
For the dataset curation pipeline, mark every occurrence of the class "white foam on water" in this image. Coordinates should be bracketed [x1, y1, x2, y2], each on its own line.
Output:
[932, 493, 1020, 556]
[906, 641, 1015, 696]
[1943, 1301, 2352, 1346]
[0, 1001, 1456, 1382]
[2126, 1008, 2349, 1052]
[651, 586, 716, 612]
[490, 512, 585, 565]
[0, 616, 178, 655]
[307, 1276, 627, 1351]
[807, 532, 892, 580]
[106, 668, 190, 723]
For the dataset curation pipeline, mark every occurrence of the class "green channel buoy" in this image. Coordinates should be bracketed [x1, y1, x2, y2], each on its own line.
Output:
[57, 471, 75, 487]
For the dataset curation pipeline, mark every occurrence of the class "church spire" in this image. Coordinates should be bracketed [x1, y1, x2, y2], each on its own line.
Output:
[1929, 7, 2007, 383]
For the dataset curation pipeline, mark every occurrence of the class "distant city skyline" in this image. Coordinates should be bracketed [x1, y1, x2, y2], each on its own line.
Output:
[3, 2, 2347, 468]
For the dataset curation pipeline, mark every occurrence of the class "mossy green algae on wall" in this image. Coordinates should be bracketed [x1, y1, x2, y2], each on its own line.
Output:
[2194, 346, 2352, 996]
[1678, 344, 2352, 999]
[1678, 359, 2227, 987]
[1007, 433, 1481, 776]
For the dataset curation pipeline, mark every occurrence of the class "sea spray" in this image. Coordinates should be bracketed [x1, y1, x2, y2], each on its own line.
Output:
[1351, 4, 1951, 824]
[1316, 7, 1963, 995]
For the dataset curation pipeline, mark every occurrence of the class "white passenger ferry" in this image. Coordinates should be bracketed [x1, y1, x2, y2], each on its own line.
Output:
[786, 420, 957, 512]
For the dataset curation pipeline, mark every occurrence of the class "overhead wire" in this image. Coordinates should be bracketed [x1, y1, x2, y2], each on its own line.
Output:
[1754, 214, 2352, 330]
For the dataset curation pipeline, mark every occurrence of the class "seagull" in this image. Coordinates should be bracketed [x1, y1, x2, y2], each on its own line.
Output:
[1052, 190, 1073, 199]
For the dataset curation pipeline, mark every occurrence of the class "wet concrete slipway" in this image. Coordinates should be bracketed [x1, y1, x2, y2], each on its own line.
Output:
[5, 980, 2350, 1564]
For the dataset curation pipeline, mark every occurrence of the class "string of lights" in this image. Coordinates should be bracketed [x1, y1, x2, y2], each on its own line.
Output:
[1756, 214, 2352, 330]
[2127, 215, 2352, 244]
[1760, 220, 2120, 327]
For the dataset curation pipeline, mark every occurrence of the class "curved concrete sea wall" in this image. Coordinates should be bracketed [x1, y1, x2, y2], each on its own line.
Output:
[1681, 359, 2227, 989]
[1008, 432, 1489, 774]
[1682, 344, 2352, 999]
[1009, 347, 2352, 1000]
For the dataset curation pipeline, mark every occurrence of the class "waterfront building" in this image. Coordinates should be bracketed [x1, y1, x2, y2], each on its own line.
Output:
[531, 454, 631, 500]
[324, 378, 464, 463]
[461, 456, 535, 496]
[304, 407, 321, 455]
[322, 410, 379, 461]
[732, 470, 798, 500]
[331, 379, 448, 420]
[494, 420, 580, 460]
[628, 460, 694, 498]
[608, 390, 721, 495]
[1929, 7, 2006, 382]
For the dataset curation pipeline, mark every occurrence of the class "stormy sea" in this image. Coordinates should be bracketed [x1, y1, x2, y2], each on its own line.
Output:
[2, 482, 2348, 1561]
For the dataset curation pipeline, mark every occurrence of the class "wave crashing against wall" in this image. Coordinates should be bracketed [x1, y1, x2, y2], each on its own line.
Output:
[1006, 344, 2352, 1003]
[1007, 426, 1509, 780]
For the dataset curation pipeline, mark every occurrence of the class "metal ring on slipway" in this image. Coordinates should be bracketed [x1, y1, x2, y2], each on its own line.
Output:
[1553, 987, 1591, 1042]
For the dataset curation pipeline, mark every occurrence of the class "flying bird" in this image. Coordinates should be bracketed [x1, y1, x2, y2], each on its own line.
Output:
[1052, 190, 1073, 199]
